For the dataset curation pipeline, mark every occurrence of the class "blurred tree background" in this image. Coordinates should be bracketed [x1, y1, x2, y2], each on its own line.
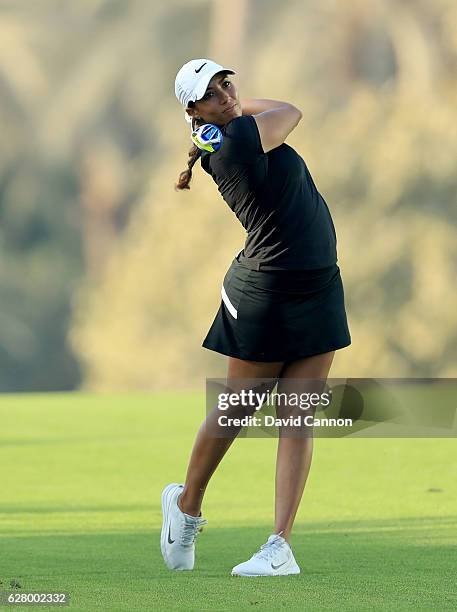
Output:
[0, 0, 456, 391]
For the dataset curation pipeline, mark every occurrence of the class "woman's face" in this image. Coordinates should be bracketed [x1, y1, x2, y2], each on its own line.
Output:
[186, 72, 242, 126]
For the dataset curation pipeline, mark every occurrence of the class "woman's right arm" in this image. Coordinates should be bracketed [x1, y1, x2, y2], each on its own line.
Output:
[240, 98, 302, 153]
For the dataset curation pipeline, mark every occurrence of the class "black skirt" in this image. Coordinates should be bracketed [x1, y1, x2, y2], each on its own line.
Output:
[202, 251, 351, 362]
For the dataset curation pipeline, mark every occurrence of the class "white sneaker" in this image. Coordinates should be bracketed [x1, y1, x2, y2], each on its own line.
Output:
[231, 533, 300, 577]
[160, 483, 207, 570]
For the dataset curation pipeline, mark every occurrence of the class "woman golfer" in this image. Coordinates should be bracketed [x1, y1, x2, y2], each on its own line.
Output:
[161, 58, 351, 577]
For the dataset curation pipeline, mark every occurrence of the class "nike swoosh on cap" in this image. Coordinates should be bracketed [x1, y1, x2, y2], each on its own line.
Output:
[271, 557, 290, 570]
[195, 62, 207, 73]
[168, 525, 175, 544]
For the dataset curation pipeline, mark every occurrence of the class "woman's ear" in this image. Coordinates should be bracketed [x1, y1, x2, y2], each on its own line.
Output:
[186, 107, 201, 123]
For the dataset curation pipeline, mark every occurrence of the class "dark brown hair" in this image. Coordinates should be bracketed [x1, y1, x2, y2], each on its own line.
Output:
[174, 108, 205, 191]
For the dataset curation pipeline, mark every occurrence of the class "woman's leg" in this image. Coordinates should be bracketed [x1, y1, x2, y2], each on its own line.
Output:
[274, 350, 335, 542]
[178, 356, 284, 516]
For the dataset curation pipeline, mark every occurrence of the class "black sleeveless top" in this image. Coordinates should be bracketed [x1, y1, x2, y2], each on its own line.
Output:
[200, 115, 338, 270]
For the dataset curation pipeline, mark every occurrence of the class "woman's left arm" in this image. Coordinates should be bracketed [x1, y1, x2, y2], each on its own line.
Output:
[240, 98, 297, 116]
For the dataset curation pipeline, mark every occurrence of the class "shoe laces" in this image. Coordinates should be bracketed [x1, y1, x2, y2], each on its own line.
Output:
[255, 532, 286, 561]
[180, 513, 208, 547]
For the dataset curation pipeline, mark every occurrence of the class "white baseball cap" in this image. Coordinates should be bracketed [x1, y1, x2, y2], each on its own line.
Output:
[175, 58, 236, 123]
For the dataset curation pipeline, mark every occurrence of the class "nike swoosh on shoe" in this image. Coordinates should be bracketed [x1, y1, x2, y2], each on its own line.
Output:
[271, 556, 290, 570]
[168, 525, 175, 544]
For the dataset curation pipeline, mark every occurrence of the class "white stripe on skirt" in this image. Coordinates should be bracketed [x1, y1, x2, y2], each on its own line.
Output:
[221, 284, 237, 319]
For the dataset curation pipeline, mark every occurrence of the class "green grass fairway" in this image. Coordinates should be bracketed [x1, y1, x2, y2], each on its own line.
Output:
[1, 393, 456, 611]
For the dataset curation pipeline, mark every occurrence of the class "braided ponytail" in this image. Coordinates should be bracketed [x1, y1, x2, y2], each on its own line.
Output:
[174, 114, 204, 191]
